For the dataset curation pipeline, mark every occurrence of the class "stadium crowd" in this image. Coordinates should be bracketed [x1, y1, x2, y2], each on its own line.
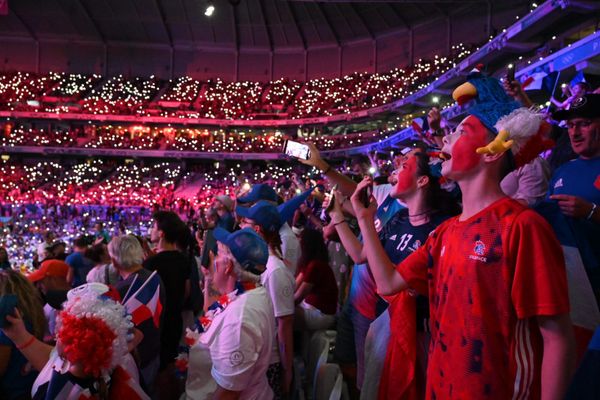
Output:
[0, 44, 472, 120]
[0, 122, 386, 153]
[0, 68, 599, 400]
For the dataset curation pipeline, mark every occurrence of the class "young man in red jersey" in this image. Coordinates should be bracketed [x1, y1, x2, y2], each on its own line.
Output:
[352, 74, 576, 399]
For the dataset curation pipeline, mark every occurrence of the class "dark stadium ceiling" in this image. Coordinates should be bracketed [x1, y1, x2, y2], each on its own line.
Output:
[0, 0, 530, 51]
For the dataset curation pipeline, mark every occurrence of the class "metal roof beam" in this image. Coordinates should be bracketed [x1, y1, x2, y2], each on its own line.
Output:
[154, 0, 174, 46]
[285, 2, 308, 50]
[258, 0, 274, 51]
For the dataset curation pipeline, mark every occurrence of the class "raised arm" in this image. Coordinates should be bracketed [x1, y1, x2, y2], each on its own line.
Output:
[329, 190, 366, 264]
[1, 309, 53, 372]
[351, 177, 409, 295]
[298, 143, 357, 197]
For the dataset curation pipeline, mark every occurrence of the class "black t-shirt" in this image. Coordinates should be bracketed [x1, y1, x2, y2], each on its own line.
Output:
[379, 209, 449, 332]
[143, 250, 191, 367]
[116, 268, 165, 369]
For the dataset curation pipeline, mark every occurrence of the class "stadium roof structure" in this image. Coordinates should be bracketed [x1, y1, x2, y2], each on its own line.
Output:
[0, 0, 529, 51]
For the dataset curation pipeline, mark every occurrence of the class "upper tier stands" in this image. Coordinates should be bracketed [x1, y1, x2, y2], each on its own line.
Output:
[0, 44, 472, 121]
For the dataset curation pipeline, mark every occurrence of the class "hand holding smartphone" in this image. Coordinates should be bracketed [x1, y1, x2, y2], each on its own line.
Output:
[358, 184, 372, 209]
[325, 184, 339, 214]
[506, 63, 515, 83]
[283, 140, 311, 160]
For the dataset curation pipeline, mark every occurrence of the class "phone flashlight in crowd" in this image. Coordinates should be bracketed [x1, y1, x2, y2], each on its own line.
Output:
[506, 63, 515, 82]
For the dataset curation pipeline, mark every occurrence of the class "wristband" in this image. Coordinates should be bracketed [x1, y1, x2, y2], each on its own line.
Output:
[322, 165, 332, 175]
[587, 203, 597, 220]
[17, 335, 35, 351]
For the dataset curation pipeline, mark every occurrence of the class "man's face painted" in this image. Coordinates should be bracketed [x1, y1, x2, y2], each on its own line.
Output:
[391, 154, 418, 198]
[441, 115, 489, 179]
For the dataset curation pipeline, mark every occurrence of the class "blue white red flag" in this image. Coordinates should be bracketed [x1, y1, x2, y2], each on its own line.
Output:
[123, 271, 162, 328]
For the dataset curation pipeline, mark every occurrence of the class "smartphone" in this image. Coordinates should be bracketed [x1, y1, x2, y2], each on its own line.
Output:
[325, 184, 339, 214]
[283, 140, 311, 160]
[358, 185, 372, 208]
[0, 294, 17, 328]
[506, 63, 515, 82]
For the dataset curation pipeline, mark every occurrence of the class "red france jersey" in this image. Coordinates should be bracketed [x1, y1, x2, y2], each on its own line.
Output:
[398, 197, 569, 399]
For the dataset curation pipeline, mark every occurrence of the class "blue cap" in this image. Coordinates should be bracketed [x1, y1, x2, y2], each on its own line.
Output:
[237, 184, 278, 204]
[213, 228, 269, 274]
[277, 187, 315, 223]
[236, 200, 282, 233]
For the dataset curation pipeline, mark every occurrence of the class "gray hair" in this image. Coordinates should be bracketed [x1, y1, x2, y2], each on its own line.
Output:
[108, 235, 144, 271]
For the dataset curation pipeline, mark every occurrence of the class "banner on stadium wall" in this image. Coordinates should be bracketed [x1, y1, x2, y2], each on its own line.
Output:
[0, 0, 7, 15]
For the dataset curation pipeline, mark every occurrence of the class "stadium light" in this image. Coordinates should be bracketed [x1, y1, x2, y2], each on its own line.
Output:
[432, 96, 439, 104]
[205, 2, 215, 17]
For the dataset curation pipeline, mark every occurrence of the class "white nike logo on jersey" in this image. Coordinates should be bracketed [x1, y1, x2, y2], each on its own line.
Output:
[389, 234, 397, 241]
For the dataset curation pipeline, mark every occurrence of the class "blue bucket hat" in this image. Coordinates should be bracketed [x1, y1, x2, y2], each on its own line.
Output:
[213, 228, 269, 274]
[237, 184, 278, 204]
[277, 187, 315, 223]
[236, 200, 282, 233]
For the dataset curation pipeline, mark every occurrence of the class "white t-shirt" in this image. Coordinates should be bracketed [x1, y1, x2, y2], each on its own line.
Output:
[186, 286, 275, 400]
[279, 223, 300, 276]
[261, 254, 295, 365]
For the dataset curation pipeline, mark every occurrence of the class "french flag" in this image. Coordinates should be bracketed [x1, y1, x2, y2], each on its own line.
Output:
[123, 271, 163, 328]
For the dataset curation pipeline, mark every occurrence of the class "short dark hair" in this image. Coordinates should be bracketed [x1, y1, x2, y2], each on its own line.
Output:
[73, 237, 89, 248]
[153, 211, 184, 244]
[85, 244, 107, 264]
[298, 228, 329, 271]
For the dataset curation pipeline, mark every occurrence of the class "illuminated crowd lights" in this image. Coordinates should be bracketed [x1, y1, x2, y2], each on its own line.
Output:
[0, 122, 385, 153]
[81, 75, 162, 115]
[0, 125, 78, 147]
[0, 157, 351, 268]
[0, 43, 473, 120]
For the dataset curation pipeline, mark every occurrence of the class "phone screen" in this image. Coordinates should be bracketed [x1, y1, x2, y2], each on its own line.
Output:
[0, 294, 17, 328]
[283, 140, 311, 160]
[325, 184, 338, 213]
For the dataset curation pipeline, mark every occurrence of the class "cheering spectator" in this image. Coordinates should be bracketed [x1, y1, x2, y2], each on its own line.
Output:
[0, 270, 46, 400]
[549, 93, 600, 309]
[238, 183, 301, 275]
[335, 151, 457, 399]
[550, 94, 600, 223]
[237, 200, 295, 397]
[94, 222, 111, 245]
[1, 283, 148, 399]
[27, 260, 71, 340]
[85, 243, 120, 286]
[294, 228, 338, 330]
[185, 228, 275, 399]
[213, 195, 235, 231]
[355, 76, 575, 398]
[65, 237, 94, 287]
[551, 82, 590, 110]
[37, 231, 56, 261]
[109, 235, 164, 389]
[143, 211, 191, 398]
